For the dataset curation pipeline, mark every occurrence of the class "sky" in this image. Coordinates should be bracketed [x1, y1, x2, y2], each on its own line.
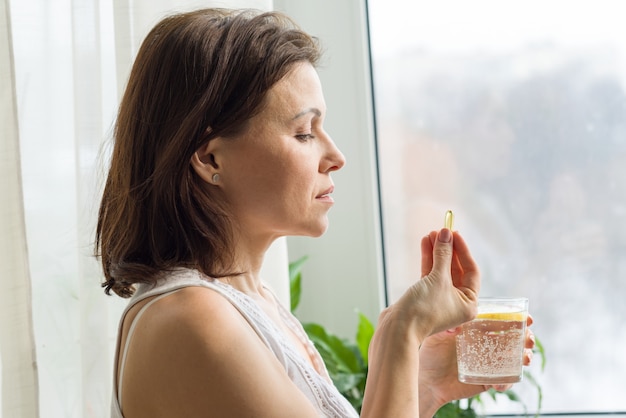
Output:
[368, 0, 626, 57]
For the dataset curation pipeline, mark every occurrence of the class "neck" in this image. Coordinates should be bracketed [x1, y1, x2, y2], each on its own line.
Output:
[216, 229, 280, 297]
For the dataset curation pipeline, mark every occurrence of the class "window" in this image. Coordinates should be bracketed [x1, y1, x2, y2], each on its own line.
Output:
[368, 0, 626, 413]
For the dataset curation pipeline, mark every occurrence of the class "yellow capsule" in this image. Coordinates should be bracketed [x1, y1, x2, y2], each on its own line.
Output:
[444, 210, 454, 230]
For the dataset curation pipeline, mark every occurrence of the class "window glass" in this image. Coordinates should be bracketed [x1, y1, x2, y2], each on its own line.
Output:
[368, 0, 626, 413]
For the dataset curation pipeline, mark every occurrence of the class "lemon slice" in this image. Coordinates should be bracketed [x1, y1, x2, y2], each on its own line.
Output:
[477, 312, 527, 321]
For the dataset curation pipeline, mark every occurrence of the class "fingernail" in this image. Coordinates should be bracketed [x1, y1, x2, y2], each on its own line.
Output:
[439, 228, 452, 243]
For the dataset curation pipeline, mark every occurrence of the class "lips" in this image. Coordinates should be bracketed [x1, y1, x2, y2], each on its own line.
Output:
[316, 186, 334, 199]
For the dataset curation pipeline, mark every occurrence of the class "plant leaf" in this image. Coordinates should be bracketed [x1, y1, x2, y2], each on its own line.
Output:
[434, 402, 461, 418]
[331, 372, 365, 393]
[533, 335, 547, 372]
[355, 311, 374, 366]
[288, 255, 308, 312]
[502, 389, 521, 403]
[523, 370, 543, 416]
[435, 401, 479, 418]
[303, 322, 362, 373]
[302, 323, 337, 370]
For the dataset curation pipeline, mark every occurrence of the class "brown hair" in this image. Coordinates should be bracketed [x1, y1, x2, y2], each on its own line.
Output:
[96, 9, 321, 297]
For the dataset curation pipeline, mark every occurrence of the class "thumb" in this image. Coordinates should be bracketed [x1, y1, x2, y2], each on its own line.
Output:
[431, 228, 453, 279]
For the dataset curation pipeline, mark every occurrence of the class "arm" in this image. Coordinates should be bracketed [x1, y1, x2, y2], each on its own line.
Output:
[360, 229, 480, 418]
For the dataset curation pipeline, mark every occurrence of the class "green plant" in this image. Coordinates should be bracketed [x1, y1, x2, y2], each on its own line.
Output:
[288, 256, 546, 416]
[289, 256, 373, 411]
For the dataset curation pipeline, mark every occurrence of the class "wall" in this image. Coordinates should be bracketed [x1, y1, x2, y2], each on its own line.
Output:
[273, 0, 386, 337]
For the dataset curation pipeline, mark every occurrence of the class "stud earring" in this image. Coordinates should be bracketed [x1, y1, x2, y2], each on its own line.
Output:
[212, 173, 220, 183]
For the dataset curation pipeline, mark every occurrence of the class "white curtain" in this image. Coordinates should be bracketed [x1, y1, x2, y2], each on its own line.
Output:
[0, 0, 39, 416]
[2, 0, 287, 416]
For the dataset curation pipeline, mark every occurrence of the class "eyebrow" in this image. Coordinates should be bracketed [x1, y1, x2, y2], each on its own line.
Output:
[292, 107, 322, 120]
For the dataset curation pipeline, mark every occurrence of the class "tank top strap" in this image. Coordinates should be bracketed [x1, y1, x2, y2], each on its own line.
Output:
[116, 288, 185, 407]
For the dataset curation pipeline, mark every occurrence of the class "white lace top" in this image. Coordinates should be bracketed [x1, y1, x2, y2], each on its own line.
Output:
[111, 268, 359, 418]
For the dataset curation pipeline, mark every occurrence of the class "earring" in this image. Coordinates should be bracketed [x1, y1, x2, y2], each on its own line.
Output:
[212, 173, 220, 183]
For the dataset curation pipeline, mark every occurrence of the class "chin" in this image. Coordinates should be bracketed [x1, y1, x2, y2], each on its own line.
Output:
[299, 220, 329, 238]
[309, 229, 327, 238]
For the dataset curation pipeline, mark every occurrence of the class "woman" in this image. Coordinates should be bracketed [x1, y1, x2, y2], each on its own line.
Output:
[96, 8, 534, 417]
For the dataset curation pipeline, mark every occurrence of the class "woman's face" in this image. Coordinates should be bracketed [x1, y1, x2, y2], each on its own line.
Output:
[214, 62, 345, 241]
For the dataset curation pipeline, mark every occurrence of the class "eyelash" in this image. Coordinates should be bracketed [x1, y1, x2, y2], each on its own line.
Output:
[295, 133, 314, 142]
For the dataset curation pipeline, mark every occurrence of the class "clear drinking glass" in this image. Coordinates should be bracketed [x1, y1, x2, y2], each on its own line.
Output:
[456, 297, 529, 384]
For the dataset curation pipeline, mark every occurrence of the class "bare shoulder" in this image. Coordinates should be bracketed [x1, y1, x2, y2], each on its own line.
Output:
[121, 286, 319, 418]
[143, 285, 248, 338]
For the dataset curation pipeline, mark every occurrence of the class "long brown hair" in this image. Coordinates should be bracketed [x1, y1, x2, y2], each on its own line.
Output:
[96, 9, 320, 297]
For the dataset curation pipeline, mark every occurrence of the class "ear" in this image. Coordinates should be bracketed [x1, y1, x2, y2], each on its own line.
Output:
[190, 138, 221, 185]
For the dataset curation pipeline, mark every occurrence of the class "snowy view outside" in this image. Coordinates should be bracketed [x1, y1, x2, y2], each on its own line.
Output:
[368, 0, 626, 414]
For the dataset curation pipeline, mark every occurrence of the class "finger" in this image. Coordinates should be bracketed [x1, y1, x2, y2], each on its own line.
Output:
[451, 231, 480, 295]
[428, 230, 437, 247]
[450, 250, 465, 288]
[523, 348, 534, 366]
[445, 327, 461, 335]
[527, 314, 534, 327]
[490, 384, 512, 392]
[420, 233, 435, 278]
[525, 328, 535, 349]
[451, 232, 479, 274]
[430, 228, 454, 278]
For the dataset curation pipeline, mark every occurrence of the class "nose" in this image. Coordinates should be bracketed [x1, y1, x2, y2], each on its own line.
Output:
[321, 132, 346, 173]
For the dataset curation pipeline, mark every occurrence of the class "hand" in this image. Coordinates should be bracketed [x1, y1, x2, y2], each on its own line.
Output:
[418, 315, 536, 414]
[362, 229, 480, 417]
[397, 229, 481, 339]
